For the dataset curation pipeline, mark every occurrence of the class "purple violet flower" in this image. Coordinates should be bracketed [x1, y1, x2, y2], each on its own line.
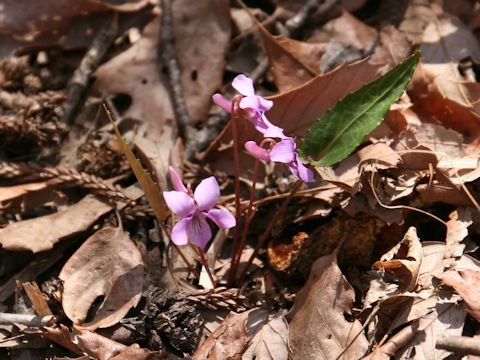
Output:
[212, 74, 287, 139]
[163, 166, 236, 249]
[213, 74, 314, 183]
[245, 138, 314, 183]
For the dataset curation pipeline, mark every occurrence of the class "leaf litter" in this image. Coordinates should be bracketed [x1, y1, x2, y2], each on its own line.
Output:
[1, 1, 480, 359]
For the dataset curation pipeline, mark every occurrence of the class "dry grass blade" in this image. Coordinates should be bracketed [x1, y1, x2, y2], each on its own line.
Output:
[104, 103, 169, 222]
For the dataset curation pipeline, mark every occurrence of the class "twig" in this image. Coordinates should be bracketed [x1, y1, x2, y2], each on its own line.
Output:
[436, 335, 480, 356]
[285, 0, 326, 35]
[160, 0, 196, 159]
[0, 313, 54, 327]
[62, 13, 118, 125]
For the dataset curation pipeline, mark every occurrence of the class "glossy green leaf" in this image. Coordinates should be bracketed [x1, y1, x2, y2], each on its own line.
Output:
[299, 52, 420, 167]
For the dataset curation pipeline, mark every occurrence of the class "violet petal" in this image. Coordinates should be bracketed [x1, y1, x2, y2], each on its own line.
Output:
[244, 141, 270, 161]
[261, 115, 287, 139]
[232, 74, 255, 96]
[168, 166, 187, 193]
[188, 212, 212, 249]
[269, 139, 295, 163]
[212, 94, 232, 113]
[163, 190, 195, 218]
[171, 216, 191, 246]
[295, 155, 314, 182]
[194, 176, 220, 212]
[206, 209, 236, 229]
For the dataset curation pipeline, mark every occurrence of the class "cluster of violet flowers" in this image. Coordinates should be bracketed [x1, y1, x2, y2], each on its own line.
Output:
[212, 74, 314, 183]
[162, 74, 313, 286]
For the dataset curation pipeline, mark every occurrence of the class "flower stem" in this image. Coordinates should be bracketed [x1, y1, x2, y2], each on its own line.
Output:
[227, 96, 244, 286]
[232, 157, 260, 280]
[160, 222, 200, 281]
[236, 180, 302, 286]
[198, 246, 216, 288]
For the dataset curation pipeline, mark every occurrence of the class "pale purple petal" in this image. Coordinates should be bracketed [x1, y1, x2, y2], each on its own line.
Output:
[287, 154, 314, 183]
[232, 74, 255, 96]
[269, 139, 295, 163]
[212, 94, 232, 113]
[194, 176, 220, 212]
[171, 216, 191, 246]
[244, 141, 270, 161]
[188, 212, 212, 249]
[206, 209, 236, 229]
[239, 95, 261, 110]
[261, 115, 287, 139]
[296, 156, 314, 183]
[163, 190, 195, 218]
[258, 97, 274, 111]
[168, 166, 187, 193]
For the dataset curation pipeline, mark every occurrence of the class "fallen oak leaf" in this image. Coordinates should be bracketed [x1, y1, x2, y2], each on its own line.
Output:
[0, 194, 112, 253]
[286, 241, 368, 359]
[59, 226, 143, 331]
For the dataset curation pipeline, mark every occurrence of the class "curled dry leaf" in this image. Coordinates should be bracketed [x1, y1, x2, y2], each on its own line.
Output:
[0, 195, 112, 253]
[287, 248, 368, 360]
[435, 269, 480, 323]
[59, 226, 143, 331]
[372, 227, 423, 293]
[444, 207, 472, 258]
[193, 308, 271, 360]
[42, 324, 155, 360]
[242, 312, 289, 360]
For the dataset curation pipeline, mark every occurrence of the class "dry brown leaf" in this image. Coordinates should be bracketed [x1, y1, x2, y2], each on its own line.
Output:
[407, 63, 480, 151]
[0, 195, 112, 253]
[373, 227, 423, 293]
[444, 207, 473, 258]
[42, 324, 155, 360]
[94, 0, 230, 139]
[371, 25, 412, 70]
[0, 0, 151, 57]
[0, 181, 66, 213]
[417, 182, 473, 206]
[287, 248, 368, 360]
[242, 312, 289, 360]
[59, 226, 143, 330]
[262, 33, 326, 92]
[311, 9, 377, 53]
[399, 1, 437, 45]
[192, 308, 268, 360]
[436, 269, 480, 322]
[420, 14, 480, 114]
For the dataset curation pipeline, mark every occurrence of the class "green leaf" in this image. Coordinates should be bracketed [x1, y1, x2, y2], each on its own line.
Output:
[103, 104, 169, 222]
[299, 52, 420, 167]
